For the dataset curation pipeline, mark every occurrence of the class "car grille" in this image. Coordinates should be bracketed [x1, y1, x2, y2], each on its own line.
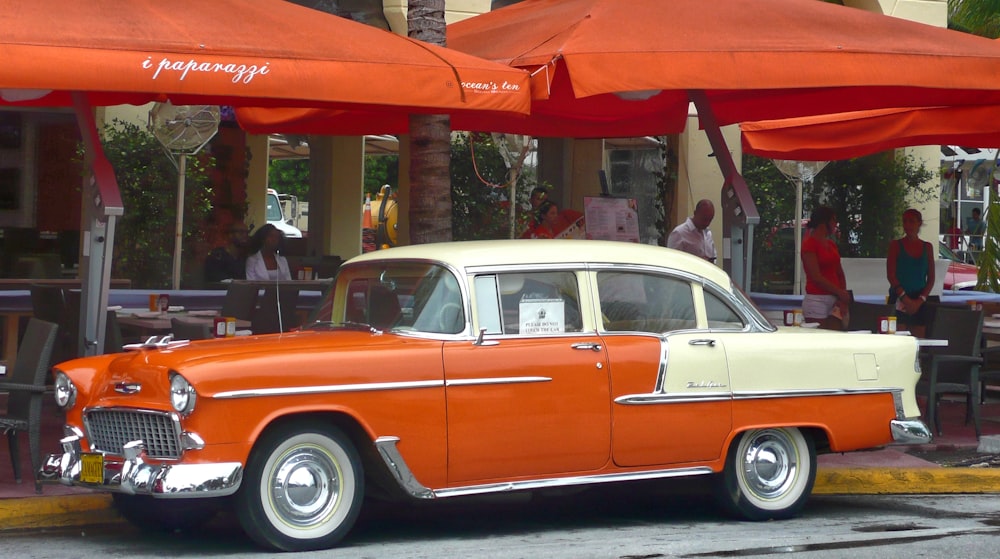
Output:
[84, 409, 182, 459]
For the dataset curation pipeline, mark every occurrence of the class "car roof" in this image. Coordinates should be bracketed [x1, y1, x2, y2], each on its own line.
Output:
[345, 239, 732, 288]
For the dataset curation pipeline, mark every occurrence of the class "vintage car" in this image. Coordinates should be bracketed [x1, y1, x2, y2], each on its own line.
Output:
[41, 239, 930, 551]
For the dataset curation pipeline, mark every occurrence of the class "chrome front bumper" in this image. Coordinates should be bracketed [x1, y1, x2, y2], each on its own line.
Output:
[890, 418, 932, 444]
[40, 431, 243, 499]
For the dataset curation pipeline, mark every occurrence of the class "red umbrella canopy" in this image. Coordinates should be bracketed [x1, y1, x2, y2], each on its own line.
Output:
[442, 0, 1000, 137]
[741, 106, 1000, 161]
[0, 0, 530, 115]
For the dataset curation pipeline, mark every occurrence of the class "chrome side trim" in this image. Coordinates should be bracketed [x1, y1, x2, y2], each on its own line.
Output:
[375, 436, 434, 499]
[374, 436, 713, 500]
[732, 387, 903, 400]
[214, 380, 445, 399]
[432, 467, 715, 498]
[616, 387, 903, 406]
[616, 392, 732, 405]
[215, 376, 553, 399]
[446, 376, 551, 387]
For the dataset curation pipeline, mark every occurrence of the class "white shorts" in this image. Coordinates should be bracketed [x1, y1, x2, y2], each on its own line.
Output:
[802, 294, 837, 321]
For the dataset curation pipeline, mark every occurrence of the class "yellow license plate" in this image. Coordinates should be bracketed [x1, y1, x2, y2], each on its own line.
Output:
[80, 453, 104, 484]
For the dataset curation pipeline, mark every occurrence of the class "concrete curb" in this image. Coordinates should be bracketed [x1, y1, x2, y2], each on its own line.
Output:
[0, 494, 122, 531]
[815, 467, 1000, 494]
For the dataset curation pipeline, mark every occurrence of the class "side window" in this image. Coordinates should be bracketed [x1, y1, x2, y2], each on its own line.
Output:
[598, 271, 695, 333]
[495, 271, 582, 335]
[704, 290, 746, 329]
[474, 275, 503, 335]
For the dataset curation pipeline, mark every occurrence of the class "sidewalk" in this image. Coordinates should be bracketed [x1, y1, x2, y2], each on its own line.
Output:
[2, 392, 999, 531]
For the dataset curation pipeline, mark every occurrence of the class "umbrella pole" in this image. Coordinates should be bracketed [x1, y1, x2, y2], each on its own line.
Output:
[172, 154, 186, 290]
[794, 179, 803, 295]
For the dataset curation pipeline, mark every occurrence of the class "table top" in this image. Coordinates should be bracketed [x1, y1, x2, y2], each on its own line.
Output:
[117, 309, 250, 334]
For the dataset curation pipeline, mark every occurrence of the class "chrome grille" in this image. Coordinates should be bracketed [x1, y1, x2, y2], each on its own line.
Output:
[84, 409, 182, 459]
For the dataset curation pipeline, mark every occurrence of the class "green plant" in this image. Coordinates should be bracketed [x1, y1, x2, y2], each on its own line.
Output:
[267, 159, 310, 201]
[450, 133, 540, 241]
[83, 120, 214, 288]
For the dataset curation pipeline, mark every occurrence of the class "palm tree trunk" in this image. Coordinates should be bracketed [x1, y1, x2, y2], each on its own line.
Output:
[408, 0, 453, 244]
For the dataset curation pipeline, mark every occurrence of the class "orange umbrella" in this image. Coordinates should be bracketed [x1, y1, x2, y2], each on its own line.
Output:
[0, 0, 530, 115]
[446, 0, 1000, 135]
[741, 106, 1000, 161]
[242, 0, 1000, 139]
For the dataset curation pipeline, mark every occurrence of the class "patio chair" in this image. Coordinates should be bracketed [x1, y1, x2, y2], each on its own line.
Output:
[0, 318, 58, 493]
[221, 282, 260, 322]
[920, 306, 984, 438]
[30, 284, 75, 364]
[251, 286, 300, 335]
[170, 317, 212, 341]
[846, 301, 892, 333]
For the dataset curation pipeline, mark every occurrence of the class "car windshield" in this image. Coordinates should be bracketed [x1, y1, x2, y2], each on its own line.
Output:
[939, 241, 961, 262]
[265, 193, 283, 222]
[307, 261, 465, 335]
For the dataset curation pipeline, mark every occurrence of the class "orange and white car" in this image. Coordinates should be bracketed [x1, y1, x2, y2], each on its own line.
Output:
[42, 239, 930, 551]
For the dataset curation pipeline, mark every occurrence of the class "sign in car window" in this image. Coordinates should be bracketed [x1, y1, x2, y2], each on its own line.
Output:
[519, 298, 566, 334]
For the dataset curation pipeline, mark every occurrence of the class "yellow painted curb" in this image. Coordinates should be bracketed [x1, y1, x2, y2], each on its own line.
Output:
[815, 467, 1000, 495]
[0, 494, 121, 531]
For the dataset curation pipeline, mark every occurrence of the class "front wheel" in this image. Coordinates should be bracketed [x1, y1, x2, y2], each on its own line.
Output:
[715, 427, 816, 521]
[235, 423, 364, 552]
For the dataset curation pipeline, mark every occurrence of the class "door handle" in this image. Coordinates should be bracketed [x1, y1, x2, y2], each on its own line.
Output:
[572, 342, 603, 352]
[689, 339, 716, 347]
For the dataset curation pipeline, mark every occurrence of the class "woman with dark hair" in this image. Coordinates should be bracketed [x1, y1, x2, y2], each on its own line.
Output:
[887, 208, 934, 337]
[523, 200, 562, 239]
[801, 206, 850, 329]
[245, 223, 291, 281]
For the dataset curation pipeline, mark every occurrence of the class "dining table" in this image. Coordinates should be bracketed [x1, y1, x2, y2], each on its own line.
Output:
[115, 308, 251, 337]
[982, 316, 1000, 344]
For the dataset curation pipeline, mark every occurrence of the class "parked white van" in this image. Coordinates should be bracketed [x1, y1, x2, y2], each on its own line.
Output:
[266, 188, 303, 238]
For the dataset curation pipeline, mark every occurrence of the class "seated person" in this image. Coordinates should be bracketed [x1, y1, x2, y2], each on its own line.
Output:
[204, 221, 249, 283]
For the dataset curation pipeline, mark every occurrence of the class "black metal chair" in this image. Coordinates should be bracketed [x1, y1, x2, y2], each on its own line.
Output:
[920, 306, 984, 438]
[30, 284, 75, 365]
[170, 317, 212, 341]
[251, 286, 301, 335]
[105, 310, 125, 353]
[846, 301, 892, 333]
[0, 318, 59, 493]
[221, 282, 260, 322]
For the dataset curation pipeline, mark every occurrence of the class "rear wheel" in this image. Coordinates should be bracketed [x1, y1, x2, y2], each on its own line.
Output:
[715, 427, 815, 520]
[235, 423, 364, 551]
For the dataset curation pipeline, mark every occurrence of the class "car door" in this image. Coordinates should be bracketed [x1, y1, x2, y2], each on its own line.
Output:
[593, 270, 734, 467]
[443, 270, 611, 484]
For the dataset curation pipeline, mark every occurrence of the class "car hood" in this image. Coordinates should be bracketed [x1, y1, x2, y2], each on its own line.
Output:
[944, 261, 979, 290]
[61, 329, 444, 403]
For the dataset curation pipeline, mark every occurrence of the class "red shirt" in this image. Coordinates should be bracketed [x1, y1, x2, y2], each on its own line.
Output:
[802, 235, 844, 295]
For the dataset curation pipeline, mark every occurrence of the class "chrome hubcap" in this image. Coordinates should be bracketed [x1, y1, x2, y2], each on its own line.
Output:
[270, 446, 340, 527]
[740, 430, 797, 499]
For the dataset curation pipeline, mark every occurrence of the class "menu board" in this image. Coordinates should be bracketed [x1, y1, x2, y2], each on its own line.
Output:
[584, 196, 640, 243]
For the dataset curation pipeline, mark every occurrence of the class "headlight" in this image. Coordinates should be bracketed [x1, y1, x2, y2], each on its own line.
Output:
[169, 372, 197, 416]
[53, 370, 76, 409]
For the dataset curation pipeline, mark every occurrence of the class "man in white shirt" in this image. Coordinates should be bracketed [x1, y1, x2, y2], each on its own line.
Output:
[667, 199, 717, 263]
